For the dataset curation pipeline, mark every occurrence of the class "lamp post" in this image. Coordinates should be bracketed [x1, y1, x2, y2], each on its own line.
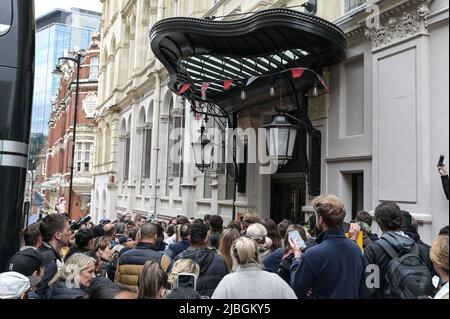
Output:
[52, 50, 86, 217]
[263, 113, 299, 166]
[191, 125, 214, 173]
[191, 118, 238, 221]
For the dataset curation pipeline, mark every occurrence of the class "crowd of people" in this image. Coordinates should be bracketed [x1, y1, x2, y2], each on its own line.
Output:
[0, 194, 448, 300]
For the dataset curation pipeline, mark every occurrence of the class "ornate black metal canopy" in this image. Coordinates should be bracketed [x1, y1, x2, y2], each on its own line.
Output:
[150, 8, 346, 117]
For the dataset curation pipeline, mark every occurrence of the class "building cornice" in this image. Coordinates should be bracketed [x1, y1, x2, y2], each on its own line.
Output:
[365, 2, 432, 50]
[336, 0, 432, 40]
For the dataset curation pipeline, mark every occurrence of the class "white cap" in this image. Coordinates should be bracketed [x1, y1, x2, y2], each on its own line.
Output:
[0, 271, 30, 299]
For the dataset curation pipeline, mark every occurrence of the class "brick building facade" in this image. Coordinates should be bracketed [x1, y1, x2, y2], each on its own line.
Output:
[43, 34, 101, 219]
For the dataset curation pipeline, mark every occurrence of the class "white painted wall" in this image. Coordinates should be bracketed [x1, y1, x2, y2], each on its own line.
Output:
[92, 174, 116, 223]
[428, 17, 450, 239]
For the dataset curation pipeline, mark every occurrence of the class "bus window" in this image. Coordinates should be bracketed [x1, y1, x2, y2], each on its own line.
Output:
[0, 0, 12, 36]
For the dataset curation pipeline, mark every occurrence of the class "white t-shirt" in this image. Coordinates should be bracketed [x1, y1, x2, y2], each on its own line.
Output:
[434, 282, 449, 299]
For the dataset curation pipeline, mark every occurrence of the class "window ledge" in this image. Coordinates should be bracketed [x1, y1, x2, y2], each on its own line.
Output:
[197, 199, 212, 204]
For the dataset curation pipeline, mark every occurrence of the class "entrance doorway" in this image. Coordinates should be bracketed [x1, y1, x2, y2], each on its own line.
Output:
[271, 173, 306, 224]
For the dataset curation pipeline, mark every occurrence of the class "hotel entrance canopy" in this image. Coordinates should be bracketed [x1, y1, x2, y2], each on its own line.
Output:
[150, 8, 346, 117]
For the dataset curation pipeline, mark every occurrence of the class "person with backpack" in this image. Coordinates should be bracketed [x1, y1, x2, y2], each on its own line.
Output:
[363, 202, 433, 299]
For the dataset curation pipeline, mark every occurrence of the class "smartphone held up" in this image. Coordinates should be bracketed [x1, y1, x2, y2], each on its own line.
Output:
[177, 273, 197, 291]
[288, 230, 307, 250]
[438, 154, 445, 167]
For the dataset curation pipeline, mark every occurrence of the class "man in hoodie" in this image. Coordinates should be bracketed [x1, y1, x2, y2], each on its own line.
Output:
[363, 202, 433, 299]
[401, 210, 431, 251]
[173, 222, 228, 297]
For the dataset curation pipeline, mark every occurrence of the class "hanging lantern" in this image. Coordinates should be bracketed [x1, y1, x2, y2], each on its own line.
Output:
[263, 114, 299, 166]
[191, 131, 213, 173]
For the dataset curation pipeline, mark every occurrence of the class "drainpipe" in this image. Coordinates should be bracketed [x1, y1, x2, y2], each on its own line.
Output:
[150, 74, 161, 219]
[150, 0, 165, 219]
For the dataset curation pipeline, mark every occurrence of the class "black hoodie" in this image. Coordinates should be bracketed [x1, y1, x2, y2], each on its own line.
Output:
[402, 225, 431, 251]
[362, 231, 433, 299]
[174, 247, 228, 297]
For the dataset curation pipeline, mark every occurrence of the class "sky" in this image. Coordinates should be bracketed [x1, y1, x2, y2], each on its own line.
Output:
[35, 0, 103, 19]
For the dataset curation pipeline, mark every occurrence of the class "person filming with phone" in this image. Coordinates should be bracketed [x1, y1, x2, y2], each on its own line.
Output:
[289, 194, 364, 299]
[437, 155, 449, 200]
[166, 259, 202, 299]
[277, 225, 308, 284]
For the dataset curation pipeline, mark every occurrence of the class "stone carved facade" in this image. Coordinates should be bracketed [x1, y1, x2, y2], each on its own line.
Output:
[365, 3, 431, 49]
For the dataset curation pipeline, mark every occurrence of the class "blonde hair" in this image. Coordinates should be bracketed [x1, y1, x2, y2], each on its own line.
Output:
[246, 223, 272, 256]
[168, 259, 200, 287]
[49, 253, 96, 288]
[231, 237, 261, 272]
[430, 235, 449, 275]
[312, 194, 346, 228]
[246, 223, 267, 242]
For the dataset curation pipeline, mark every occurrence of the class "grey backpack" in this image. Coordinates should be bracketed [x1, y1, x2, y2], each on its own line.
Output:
[377, 239, 432, 299]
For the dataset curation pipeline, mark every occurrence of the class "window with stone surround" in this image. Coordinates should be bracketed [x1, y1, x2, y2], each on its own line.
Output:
[344, 0, 366, 13]
[76, 142, 93, 173]
[89, 56, 99, 80]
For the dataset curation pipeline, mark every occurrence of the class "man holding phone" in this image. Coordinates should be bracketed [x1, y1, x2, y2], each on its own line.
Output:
[437, 155, 449, 200]
[289, 194, 364, 299]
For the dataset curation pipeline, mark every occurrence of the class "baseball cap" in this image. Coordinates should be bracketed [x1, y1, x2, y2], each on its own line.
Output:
[100, 219, 111, 225]
[8, 248, 44, 277]
[0, 272, 30, 299]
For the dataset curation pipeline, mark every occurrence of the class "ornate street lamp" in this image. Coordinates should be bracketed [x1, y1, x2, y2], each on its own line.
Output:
[191, 125, 214, 173]
[264, 113, 299, 166]
[52, 49, 86, 216]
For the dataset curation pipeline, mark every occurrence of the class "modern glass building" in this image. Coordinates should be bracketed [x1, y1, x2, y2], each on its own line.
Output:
[29, 8, 101, 168]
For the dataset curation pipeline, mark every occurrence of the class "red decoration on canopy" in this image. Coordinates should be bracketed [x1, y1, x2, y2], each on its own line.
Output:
[201, 82, 210, 100]
[291, 68, 305, 79]
[179, 83, 191, 94]
[224, 80, 233, 90]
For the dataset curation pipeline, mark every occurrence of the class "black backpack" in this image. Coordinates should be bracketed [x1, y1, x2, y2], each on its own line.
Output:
[377, 239, 432, 299]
